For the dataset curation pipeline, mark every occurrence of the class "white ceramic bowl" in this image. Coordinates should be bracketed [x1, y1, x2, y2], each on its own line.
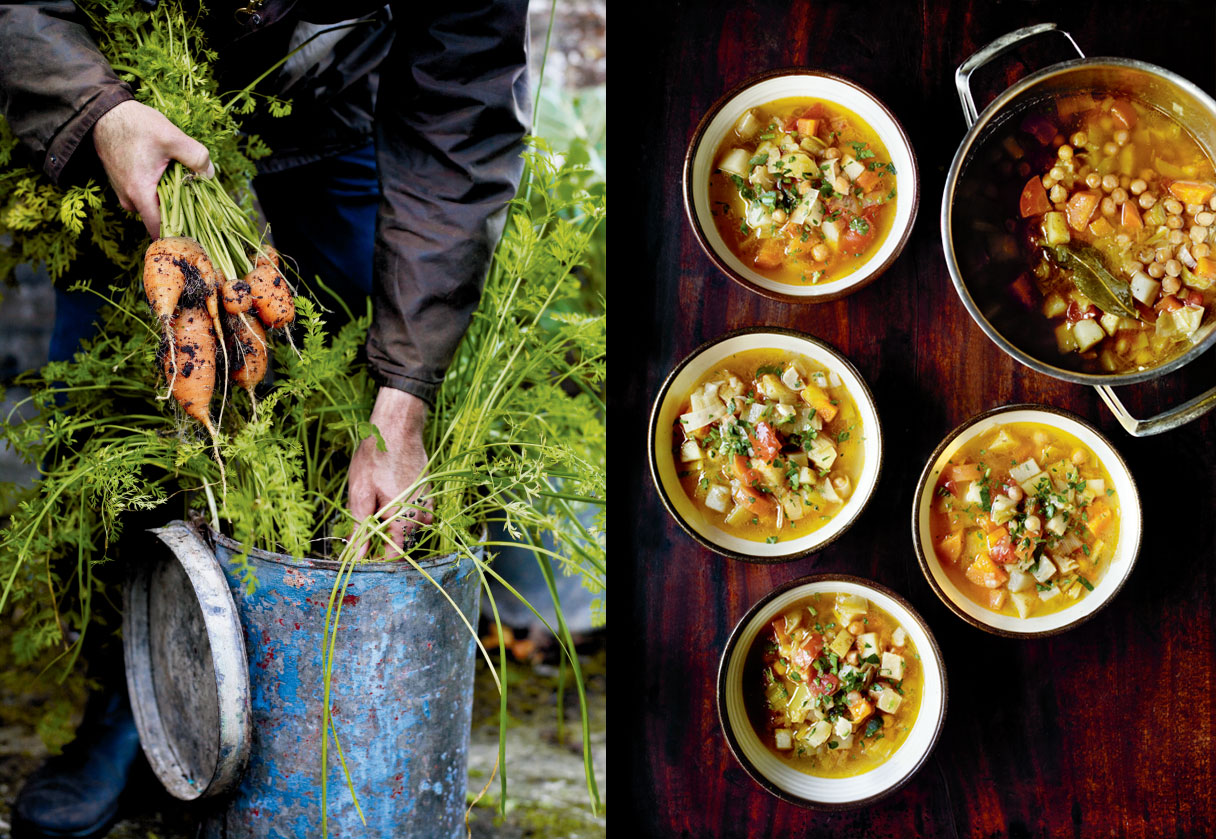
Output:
[912, 405, 1143, 636]
[648, 328, 883, 562]
[683, 69, 919, 303]
[717, 574, 947, 808]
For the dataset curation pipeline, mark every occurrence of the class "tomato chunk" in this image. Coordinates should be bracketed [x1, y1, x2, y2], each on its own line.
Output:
[1110, 98, 1138, 130]
[1019, 176, 1052, 217]
[808, 672, 840, 697]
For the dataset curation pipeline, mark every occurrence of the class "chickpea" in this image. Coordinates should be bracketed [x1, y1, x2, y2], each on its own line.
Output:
[1168, 229, 1185, 246]
[1084, 172, 1101, 189]
[1024, 515, 1042, 533]
[1049, 165, 1066, 182]
[848, 620, 866, 636]
[1111, 187, 1129, 205]
[1196, 243, 1212, 258]
[772, 208, 788, 224]
[1130, 178, 1148, 195]
[1071, 448, 1087, 466]
[1165, 198, 1184, 215]
[1162, 275, 1182, 295]
[1210, 194, 1216, 211]
[1137, 247, 1156, 263]
[1049, 184, 1068, 204]
[845, 650, 859, 666]
[1070, 131, 1088, 146]
[1190, 226, 1208, 244]
[1102, 142, 1119, 157]
[1058, 144, 1074, 161]
[1101, 196, 1117, 216]
[822, 147, 841, 160]
[1138, 192, 1157, 210]
[1127, 260, 1144, 275]
[1041, 174, 1058, 190]
[1114, 233, 1131, 247]
[1167, 215, 1184, 230]
[1101, 174, 1119, 192]
[1140, 168, 1157, 182]
[1187, 203, 1206, 217]
[1114, 129, 1130, 146]
[1148, 261, 1166, 279]
[1007, 485, 1023, 502]
[812, 244, 830, 262]
[1156, 246, 1173, 263]
[1197, 211, 1215, 227]
[1165, 259, 1182, 277]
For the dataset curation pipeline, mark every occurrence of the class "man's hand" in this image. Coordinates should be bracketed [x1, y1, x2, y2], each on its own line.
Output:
[348, 387, 434, 557]
[92, 100, 214, 239]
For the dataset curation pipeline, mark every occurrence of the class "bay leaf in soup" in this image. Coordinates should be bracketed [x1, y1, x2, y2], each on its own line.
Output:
[1050, 243, 1141, 320]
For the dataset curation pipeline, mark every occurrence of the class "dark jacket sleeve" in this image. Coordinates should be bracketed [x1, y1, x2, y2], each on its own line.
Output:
[0, 1, 133, 183]
[368, 0, 531, 406]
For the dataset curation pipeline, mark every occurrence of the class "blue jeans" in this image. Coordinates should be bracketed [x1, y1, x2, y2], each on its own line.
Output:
[49, 142, 380, 362]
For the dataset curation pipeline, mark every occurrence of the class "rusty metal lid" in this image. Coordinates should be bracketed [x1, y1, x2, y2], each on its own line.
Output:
[122, 519, 251, 800]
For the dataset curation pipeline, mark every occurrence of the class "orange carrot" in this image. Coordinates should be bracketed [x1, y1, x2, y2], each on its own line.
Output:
[163, 305, 218, 433]
[241, 246, 295, 330]
[228, 313, 268, 405]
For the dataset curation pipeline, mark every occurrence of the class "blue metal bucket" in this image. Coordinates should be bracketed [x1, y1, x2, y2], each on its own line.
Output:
[196, 527, 483, 839]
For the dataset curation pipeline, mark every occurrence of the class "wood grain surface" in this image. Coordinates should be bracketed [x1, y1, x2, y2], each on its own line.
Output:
[615, 2, 1216, 837]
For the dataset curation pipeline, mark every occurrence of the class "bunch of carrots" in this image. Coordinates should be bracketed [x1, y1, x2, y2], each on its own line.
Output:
[144, 164, 296, 477]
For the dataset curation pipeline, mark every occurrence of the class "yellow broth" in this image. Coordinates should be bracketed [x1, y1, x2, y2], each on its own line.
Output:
[673, 348, 864, 543]
[743, 592, 922, 778]
[709, 98, 898, 285]
[928, 422, 1120, 618]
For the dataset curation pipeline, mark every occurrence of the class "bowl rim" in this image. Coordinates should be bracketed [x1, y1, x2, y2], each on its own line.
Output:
[939, 55, 1216, 385]
[715, 572, 948, 810]
[909, 402, 1143, 638]
[682, 67, 921, 305]
[647, 326, 884, 563]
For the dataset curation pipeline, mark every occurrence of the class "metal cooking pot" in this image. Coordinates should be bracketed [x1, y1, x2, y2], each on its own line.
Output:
[941, 23, 1216, 436]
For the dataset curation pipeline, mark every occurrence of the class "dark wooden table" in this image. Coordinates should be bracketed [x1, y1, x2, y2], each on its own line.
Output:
[616, 2, 1216, 836]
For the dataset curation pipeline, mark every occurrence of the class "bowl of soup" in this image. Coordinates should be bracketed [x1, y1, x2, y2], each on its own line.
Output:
[649, 328, 882, 562]
[912, 405, 1142, 636]
[718, 575, 946, 808]
[685, 70, 919, 303]
[942, 26, 1216, 433]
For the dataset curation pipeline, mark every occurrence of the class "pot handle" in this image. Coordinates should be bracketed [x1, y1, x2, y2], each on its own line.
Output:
[955, 23, 1085, 126]
[1095, 383, 1216, 436]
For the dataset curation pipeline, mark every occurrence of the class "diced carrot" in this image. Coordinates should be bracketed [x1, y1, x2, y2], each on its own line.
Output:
[1066, 191, 1100, 232]
[1196, 256, 1216, 278]
[936, 530, 963, 564]
[799, 385, 838, 422]
[1157, 295, 1183, 313]
[988, 589, 1008, 610]
[748, 421, 782, 463]
[754, 238, 786, 269]
[1121, 200, 1143, 230]
[1087, 502, 1114, 536]
[945, 463, 981, 482]
[1019, 113, 1057, 146]
[856, 169, 881, 193]
[732, 455, 776, 519]
[1011, 273, 1037, 308]
[796, 118, 819, 137]
[974, 513, 998, 533]
[1110, 98, 1138, 130]
[1167, 180, 1216, 205]
[965, 554, 1009, 589]
[1088, 217, 1114, 237]
[1019, 176, 1052, 217]
[848, 698, 874, 724]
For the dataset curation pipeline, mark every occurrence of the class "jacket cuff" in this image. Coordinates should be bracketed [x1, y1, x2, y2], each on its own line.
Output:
[369, 367, 440, 409]
[44, 85, 133, 184]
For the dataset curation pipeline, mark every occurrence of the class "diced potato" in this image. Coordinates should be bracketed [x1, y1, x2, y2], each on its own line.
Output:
[1042, 292, 1068, 319]
[1056, 553, 1078, 575]
[835, 594, 868, 624]
[1130, 271, 1161, 306]
[1072, 318, 1106, 353]
[856, 632, 880, 661]
[820, 158, 840, 183]
[1055, 322, 1078, 353]
[808, 435, 838, 471]
[879, 652, 905, 682]
[1080, 477, 1104, 500]
[835, 733, 855, 750]
[1009, 458, 1041, 484]
[724, 504, 752, 526]
[821, 219, 842, 244]
[780, 362, 805, 392]
[806, 719, 833, 748]
[718, 148, 751, 177]
[1099, 312, 1122, 336]
[1046, 513, 1068, 536]
[990, 494, 1017, 525]
[773, 404, 797, 425]
[986, 429, 1018, 453]
[779, 490, 805, 522]
[787, 683, 812, 724]
[1037, 583, 1061, 603]
[680, 439, 704, 462]
[876, 688, 903, 715]
[1043, 211, 1071, 245]
[892, 627, 906, 648]
[798, 466, 815, 487]
[758, 374, 799, 404]
[1018, 471, 1051, 496]
[964, 481, 983, 506]
[770, 152, 818, 181]
[988, 588, 1008, 610]
[1010, 590, 1035, 618]
[820, 478, 841, 505]
[734, 110, 761, 140]
[828, 630, 854, 659]
[834, 717, 853, 739]
[774, 729, 794, 750]
[704, 484, 730, 513]
[842, 156, 866, 181]
[1032, 556, 1057, 583]
[1007, 568, 1034, 592]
